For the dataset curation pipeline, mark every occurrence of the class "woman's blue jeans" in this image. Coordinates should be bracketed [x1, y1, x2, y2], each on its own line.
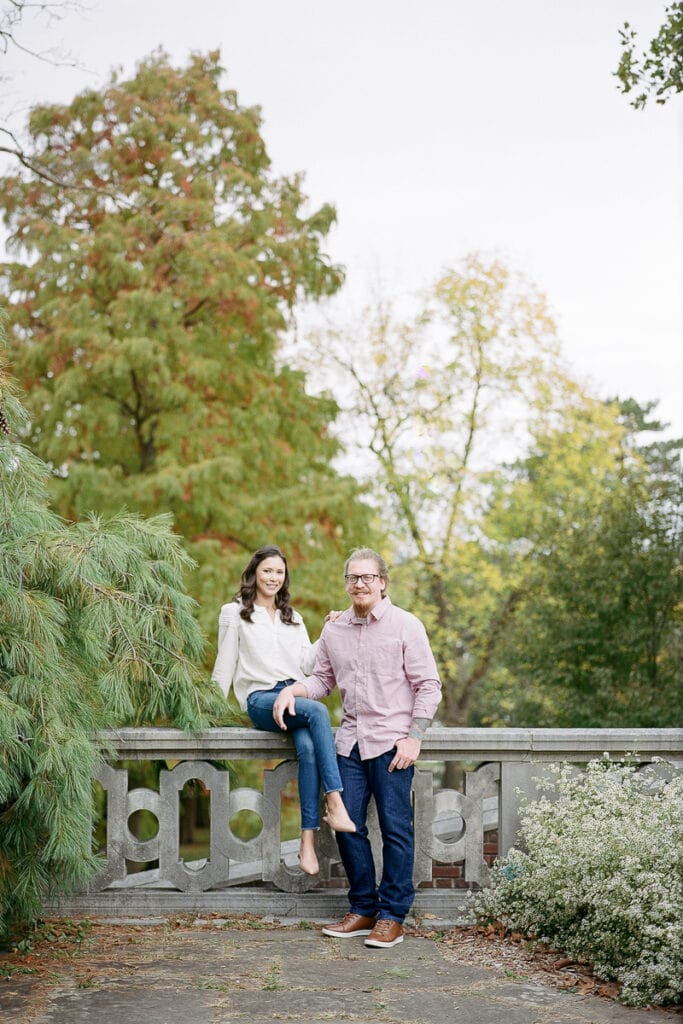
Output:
[335, 743, 415, 923]
[246, 680, 343, 831]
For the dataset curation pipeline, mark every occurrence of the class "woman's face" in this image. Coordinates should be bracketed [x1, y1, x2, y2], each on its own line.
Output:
[254, 555, 287, 603]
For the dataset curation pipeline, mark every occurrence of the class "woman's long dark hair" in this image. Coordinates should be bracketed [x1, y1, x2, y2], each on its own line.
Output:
[235, 545, 298, 625]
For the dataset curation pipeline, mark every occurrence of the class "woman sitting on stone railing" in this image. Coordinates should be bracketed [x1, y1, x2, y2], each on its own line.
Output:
[211, 545, 355, 875]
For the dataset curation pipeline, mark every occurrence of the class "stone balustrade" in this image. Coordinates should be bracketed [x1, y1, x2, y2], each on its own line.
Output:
[46, 727, 682, 924]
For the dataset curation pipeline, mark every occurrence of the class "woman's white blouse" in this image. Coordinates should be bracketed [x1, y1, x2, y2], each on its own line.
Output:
[211, 602, 319, 710]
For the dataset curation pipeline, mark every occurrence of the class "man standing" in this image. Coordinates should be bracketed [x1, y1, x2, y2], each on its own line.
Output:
[273, 547, 441, 949]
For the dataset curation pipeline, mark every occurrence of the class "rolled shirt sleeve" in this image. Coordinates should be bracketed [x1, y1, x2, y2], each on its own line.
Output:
[402, 615, 442, 721]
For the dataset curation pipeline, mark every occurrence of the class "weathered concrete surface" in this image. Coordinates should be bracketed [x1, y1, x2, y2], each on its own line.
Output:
[45, 885, 471, 928]
[0, 924, 677, 1024]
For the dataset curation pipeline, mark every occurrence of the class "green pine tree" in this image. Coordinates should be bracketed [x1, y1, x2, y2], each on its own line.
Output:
[0, 310, 224, 940]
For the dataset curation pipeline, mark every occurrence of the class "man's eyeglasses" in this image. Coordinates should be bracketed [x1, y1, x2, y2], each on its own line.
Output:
[344, 574, 381, 585]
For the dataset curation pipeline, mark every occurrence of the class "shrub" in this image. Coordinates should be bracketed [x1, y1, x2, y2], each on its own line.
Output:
[468, 758, 683, 1006]
[0, 317, 225, 942]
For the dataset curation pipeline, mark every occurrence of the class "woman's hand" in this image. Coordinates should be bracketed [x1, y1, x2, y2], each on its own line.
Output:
[324, 609, 342, 623]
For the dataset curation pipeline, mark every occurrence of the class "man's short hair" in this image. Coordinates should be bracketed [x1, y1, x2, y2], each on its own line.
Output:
[345, 547, 389, 584]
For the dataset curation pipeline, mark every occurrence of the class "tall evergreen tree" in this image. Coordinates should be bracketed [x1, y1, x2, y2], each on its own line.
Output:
[0, 312, 224, 939]
[0, 50, 373, 641]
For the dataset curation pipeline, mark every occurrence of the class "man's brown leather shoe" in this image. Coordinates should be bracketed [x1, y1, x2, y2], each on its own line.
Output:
[321, 912, 378, 937]
[364, 918, 404, 948]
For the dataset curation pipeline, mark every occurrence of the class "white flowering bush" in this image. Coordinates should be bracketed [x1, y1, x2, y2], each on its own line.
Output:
[468, 759, 683, 1006]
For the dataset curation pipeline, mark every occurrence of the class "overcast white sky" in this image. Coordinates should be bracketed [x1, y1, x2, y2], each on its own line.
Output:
[2, 0, 682, 436]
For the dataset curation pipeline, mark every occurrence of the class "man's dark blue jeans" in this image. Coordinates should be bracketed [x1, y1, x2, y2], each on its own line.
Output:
[335, 742, 415, 923]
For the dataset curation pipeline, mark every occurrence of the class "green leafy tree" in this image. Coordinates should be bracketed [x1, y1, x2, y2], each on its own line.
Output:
[296, 255, 576, 728]
[0, 313, 224, 940]
[615, 2, 683, 108]
[0, 50, 373, 646]
[484, 399, 683, 727]
[296, 258, 678, 732]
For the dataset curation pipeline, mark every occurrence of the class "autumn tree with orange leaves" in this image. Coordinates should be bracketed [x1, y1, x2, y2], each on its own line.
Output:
[0, 50, 375, 644]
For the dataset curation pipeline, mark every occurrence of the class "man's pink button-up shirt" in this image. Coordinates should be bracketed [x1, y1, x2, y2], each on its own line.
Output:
[302, 596, 442, 760]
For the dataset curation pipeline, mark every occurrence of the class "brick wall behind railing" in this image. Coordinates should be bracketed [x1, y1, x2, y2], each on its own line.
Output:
[316, 830, 500, 892]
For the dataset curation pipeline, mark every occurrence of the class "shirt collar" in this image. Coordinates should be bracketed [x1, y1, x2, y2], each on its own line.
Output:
[252, 604, 279, 618]
[371, 595, 392, 620]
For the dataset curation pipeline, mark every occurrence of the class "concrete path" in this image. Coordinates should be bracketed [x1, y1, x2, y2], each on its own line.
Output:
[0, 921, 677, 1024]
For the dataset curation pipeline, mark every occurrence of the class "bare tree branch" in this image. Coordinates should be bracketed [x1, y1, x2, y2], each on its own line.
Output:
[0, 1, 88, 67]
[1, 2, 99, 193]
[0, 125, 75, 186]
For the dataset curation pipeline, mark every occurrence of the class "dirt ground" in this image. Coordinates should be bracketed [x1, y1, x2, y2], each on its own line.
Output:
[0, 914, 679, 1014]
